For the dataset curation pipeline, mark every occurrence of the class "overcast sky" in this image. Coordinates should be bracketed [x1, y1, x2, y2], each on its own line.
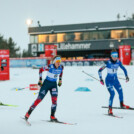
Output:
[0, 0, 134, 51]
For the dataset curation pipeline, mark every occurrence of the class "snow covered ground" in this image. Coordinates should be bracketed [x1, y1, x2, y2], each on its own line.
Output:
[0, 66, 134, 134]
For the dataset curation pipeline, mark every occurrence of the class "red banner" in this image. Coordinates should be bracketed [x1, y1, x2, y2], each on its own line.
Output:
[0, 50, 10, 80]
[45, 45, 57, 57]
[119, 45, 131, 65]
[29, 84, 39, 90]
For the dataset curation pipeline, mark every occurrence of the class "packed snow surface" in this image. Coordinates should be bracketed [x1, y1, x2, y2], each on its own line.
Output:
[0, 66, 134, 134]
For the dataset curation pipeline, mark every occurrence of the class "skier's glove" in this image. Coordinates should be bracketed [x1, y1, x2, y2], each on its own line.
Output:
[100, 79, 104, 85]
[38, 80, 43, 87]
[58, 80, 62, 87]
[126, 76, 129, 82]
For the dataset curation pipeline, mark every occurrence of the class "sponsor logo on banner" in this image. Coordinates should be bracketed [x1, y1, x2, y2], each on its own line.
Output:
[0, 73, 8, 74]
[31, 44, 37, 51]
[109, 42, 114, 48]
[30, 84, 39, 90]
[1, 59, 7, 63]
[66, 62, 71, 66]
[63, 60, 106, 66]
[0, 50, 9, 58]
[38, 44, 44, 52]
[0, 55, 9, 58]
[56, 43, 91, 50]
[31, 44, 37, 56]
[0, 50, 8, 54]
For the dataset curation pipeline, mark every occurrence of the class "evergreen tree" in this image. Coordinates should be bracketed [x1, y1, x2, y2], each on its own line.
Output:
[0, 35, 8, 49]
[7, 37, 21, 57]
[132, 14, 134, 20]
[22, 49, 33, 57]
[0, 35, 21, 57]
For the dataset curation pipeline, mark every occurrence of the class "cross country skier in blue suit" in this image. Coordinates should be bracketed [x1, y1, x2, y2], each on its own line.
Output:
[98, 49, 130, 115]
[25, 55, 64, 121]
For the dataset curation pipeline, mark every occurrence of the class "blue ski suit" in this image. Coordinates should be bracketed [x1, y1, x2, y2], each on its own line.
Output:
[98, 59, 128, 107]
[29, 64, 64, 116]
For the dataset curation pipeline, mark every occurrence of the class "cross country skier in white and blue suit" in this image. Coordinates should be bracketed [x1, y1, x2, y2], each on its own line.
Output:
[98, 49, 130, 115]
[25, 55, 64, 122]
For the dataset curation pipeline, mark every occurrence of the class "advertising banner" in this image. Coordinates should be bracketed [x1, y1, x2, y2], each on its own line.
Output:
[45, 45, 57, 57]
[0, 50, 10, 80]
[10, 58, 47, 68]
[119, 45, 131, 65]
[61, 60, 107, 66]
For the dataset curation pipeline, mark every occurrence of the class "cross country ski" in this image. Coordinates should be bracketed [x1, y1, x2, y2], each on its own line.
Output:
[102, 106, 134, 110]
[0, 102, 18, 107]
[42, 120, 77, 125]
[104, 114, 123, 118]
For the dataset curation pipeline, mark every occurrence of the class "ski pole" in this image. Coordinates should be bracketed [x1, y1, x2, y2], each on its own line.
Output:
[16, 86, 29, 91]
[118, 77, 126, 80]
[82, 71, 100, 81]
[34, 92, 39, 95]
[82, 70, 126, 81]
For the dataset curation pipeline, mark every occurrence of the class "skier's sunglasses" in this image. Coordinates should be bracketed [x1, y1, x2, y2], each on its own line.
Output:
[111, 52, 118, 58]
[54, 57, 62, 63]
[55, 59, 61, 63]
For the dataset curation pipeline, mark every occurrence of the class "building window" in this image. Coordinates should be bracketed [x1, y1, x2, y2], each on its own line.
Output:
[65, 33, 75, 41]
[49, 34, 57, 43]
[30, 35, 38, 43]
[74, 32, 83, 41]
[38, 35, 49, 43]
[98, 31, 111, 39]
[128, 30, 134, 38]
[83, 32, 90, 40]
[90, 31, 99, 40]
[111, 30, 127, 39]
[57, 33, 66, 42]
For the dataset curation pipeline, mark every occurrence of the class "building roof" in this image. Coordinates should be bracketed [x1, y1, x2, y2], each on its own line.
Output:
[28, 20, 134, 34]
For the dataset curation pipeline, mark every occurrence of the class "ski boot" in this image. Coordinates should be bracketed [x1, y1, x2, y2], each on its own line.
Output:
[25, 112, 30, 121]
[50, 116, 58, 122]
[24, 108, 33, 120]
[108, 107, 113, 115]
[120, 102, 130, 109]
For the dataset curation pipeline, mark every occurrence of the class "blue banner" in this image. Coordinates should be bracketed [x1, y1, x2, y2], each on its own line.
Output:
[10, 59, 47, 68]
[61, 61, 107, 66]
